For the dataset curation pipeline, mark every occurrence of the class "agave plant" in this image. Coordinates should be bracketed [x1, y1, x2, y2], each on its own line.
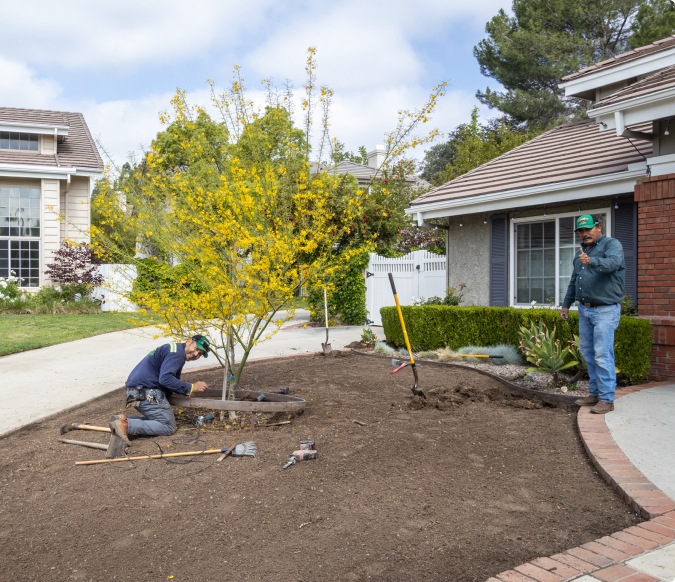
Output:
[518, 320, 578, 383]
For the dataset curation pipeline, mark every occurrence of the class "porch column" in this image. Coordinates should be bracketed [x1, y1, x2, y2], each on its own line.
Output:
[634, 172, 675, 381]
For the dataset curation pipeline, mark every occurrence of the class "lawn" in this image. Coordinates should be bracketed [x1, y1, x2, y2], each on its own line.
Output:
[0, 312, 157, 356]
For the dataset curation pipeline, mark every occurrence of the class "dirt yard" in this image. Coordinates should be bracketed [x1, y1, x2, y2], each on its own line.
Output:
[0, 351, 640, 582]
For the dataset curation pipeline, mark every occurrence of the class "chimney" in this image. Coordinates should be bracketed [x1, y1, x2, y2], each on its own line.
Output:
[367, 145, 386, 169]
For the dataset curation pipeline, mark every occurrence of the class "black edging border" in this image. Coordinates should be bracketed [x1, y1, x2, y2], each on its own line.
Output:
[350, 349, 578, 407]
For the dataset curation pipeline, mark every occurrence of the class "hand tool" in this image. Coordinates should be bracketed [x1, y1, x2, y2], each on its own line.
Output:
[454, 354, 504, 359]
[75, 441, 257, 465]
[282, 449, 318, 469]
[59, 422, 111, 435]
[388, 273, 425, 398]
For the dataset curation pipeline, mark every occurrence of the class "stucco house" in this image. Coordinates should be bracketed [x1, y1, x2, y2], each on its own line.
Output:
[0, 107, 103, 289]
[407, 35, 675, 380]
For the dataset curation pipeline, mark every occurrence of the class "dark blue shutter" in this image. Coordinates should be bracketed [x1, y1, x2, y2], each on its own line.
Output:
[612, 199, 636, 308]
[490, 214, 509, 306]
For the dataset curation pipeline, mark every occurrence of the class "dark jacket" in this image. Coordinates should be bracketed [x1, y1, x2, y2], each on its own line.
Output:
[562, 235, 625, 308]
[126, 342, 193, 396]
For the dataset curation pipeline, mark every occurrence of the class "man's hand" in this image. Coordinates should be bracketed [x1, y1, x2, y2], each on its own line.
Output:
[579, 249, 591, 265]
[560, 307, 569, 321]
[190, 381, 209, 395]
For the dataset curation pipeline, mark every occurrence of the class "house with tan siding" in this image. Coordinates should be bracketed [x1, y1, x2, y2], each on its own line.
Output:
[0, 107, 103, 289]
[407, 35, 675, 380]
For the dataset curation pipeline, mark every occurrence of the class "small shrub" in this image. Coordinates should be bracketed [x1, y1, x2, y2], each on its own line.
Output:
[518, 319, 578, 381]
[360, 327, 378, 347]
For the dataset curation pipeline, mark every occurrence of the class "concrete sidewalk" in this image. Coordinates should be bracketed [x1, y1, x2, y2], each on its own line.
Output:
[0, 310, 366, 437]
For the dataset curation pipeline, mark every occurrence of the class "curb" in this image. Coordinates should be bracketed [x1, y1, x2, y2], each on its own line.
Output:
[487, 382, 675, 581]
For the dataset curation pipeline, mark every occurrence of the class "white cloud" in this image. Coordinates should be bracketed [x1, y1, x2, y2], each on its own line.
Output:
[1, 0, 513, 168]
[0, 57, 63, 108]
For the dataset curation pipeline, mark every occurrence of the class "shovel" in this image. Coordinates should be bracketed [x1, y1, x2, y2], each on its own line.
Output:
[388, 273, 425, 398]
[321, 287, 332, 355]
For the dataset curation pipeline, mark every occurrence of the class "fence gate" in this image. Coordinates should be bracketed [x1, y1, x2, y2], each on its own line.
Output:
[365, 250, 446, 326]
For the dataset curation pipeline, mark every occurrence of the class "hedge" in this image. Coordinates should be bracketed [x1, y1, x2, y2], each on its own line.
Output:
[381, 306, 652, 385]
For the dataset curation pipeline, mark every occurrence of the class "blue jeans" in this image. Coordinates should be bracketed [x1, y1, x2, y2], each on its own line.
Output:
[578, 303, 621, 403]
[127, 389, 177, 437]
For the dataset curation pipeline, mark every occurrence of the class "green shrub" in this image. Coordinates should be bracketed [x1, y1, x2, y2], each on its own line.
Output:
[381, 305, 652, 384]
[308, 251, 369, 326]
[518, 319, 578, 379]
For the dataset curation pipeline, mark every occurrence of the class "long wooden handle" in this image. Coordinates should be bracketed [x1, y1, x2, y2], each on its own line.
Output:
[62, 423, 111, 433]
[76, 447, 228, 466]
[388, 273, 415, 366]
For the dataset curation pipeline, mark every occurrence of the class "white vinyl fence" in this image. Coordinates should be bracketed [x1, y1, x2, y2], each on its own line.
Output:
[365, 250, 447, 326]
[92, 264, 138, 312]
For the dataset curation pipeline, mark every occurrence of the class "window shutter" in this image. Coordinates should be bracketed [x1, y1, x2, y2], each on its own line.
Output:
[612, 200, 636, 308]
[490, 214, 508, 306]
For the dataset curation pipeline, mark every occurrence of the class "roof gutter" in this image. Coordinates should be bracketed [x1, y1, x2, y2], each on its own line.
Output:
[407, 167, 648, 223]
[0, 164, 80, 180]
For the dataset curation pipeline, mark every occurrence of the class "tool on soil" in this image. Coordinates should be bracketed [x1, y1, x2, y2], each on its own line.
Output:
[453, 354, 504, 359]
[387, 273, 426, 398]
[217, 441, 258, 461]
[321, 287, 332, 355]
[283, 439, 318, 469]
[58, 422, 126, 458]
[283, 449, 318, 469]
[195, 412, 216, 428]
[75, 441, 257, 466]
[59, 423, 111, 435]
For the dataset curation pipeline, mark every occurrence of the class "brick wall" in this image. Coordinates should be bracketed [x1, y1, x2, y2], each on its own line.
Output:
[634, 173, 675, 380]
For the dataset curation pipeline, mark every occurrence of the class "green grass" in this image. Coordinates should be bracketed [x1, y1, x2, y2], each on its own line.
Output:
[0, 312, 159, 357]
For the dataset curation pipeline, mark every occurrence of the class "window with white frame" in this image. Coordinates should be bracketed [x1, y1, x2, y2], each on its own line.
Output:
[511, 210, 609, 307]
[0, 186, 41, 287]
[0, 131, 39, 151]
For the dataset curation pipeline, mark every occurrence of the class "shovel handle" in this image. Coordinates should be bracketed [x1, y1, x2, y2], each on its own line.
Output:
[388, 273, 415, 366]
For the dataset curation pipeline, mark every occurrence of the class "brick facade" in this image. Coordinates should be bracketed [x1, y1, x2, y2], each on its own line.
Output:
[634, 173, 675, 380]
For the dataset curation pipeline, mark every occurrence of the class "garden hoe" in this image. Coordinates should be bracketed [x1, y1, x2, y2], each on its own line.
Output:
[321, 287, 332, 355]
[58, 422, 127, 458]
[387, 273, 425, 399]
[75, 441, 257, 466]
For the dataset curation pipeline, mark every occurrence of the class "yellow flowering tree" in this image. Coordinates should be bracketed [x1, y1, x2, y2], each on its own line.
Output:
[92, 49, 446, 402]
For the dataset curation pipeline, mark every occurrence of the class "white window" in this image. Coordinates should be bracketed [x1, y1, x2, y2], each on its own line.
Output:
[0, 187, 41, 287]
[0, 131, 39, 151]
[510, 209, 609, 307]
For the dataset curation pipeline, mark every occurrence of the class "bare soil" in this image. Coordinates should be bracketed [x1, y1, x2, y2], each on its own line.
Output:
[0, 351, 640, 582]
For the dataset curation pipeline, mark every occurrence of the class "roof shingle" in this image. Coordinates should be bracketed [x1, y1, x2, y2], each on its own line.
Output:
[410, 119, 652, 207]
[0, 106, 103, 171]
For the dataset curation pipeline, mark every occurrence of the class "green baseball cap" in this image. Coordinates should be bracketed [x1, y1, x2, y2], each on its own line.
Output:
[192, 335, 211, 357]
[575, 214, 599, 231]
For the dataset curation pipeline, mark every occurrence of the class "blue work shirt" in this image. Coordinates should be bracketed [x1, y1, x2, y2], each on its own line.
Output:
[126, 342, 193, 396]
[562, 235, 625, 308]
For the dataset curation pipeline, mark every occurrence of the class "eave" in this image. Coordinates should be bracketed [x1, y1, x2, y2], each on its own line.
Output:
[406, 166, 648, 225]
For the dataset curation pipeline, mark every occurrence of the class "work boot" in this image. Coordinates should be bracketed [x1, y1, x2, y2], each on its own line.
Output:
[590, 401, 614, 414]
[575, 396, 599, 406]
[109, 414, 130, 445]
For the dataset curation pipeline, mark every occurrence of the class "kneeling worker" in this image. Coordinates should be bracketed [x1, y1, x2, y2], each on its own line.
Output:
[110, 335, 211, 443]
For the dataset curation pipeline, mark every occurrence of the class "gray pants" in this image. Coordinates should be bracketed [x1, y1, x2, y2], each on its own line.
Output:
[127, 389, 176, 437]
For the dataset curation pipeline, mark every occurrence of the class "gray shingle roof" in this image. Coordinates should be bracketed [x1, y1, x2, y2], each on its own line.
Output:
[0, 106, 103, 171]
[562, 36, 675, 83]
[410, 119, 652, 207]
[592, 64, 675, 108]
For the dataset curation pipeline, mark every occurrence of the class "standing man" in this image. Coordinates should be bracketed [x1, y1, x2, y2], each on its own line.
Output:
[561, 214, 625, 414]
[110, 335, 211, 443]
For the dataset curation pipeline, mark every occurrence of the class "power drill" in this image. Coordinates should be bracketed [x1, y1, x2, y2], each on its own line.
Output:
[282, 439, 317, 469]
[195, 412, 216, 429]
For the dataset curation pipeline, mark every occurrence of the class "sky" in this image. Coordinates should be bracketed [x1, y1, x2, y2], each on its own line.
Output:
[0, 0, 513, 170]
